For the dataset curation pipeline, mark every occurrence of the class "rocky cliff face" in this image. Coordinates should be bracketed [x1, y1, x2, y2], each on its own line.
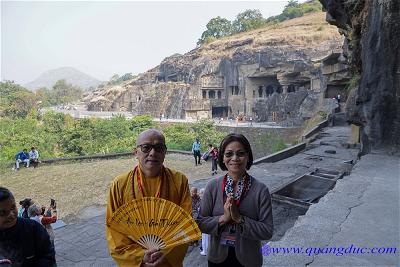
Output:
[86, 12, 344, 126]
[320, 0, 400, 150]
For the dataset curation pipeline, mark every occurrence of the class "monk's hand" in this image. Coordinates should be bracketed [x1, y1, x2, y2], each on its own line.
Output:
[142, 249, 165, 267]
[219, 193, 232, 225]
[230, 200, 242, 224]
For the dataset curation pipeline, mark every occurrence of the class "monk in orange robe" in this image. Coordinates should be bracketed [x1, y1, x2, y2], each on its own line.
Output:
[106, 129, 192, 267]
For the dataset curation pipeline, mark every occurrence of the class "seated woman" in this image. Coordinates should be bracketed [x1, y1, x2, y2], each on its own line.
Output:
[197, 133, 273, 267]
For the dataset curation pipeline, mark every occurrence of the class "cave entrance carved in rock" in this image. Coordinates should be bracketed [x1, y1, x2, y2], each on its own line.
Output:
[212, 106, 228, 118]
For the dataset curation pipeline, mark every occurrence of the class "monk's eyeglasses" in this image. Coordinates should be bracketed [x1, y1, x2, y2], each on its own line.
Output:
[137, 143, 167, 153]
[223, 151, 247, 158]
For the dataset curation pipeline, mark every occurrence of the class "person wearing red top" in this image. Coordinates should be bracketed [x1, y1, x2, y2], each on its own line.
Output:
[208, 144, 219, 175]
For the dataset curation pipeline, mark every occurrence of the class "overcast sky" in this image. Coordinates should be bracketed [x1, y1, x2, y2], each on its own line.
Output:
[1, 1, 293, 85]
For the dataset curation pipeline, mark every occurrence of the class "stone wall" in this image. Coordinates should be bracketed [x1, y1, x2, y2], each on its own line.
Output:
[216, 126, 302, 158]
[320, 0, 400, 149]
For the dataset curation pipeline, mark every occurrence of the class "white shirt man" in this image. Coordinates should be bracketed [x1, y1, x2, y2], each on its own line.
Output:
[28, 147, 40, 168]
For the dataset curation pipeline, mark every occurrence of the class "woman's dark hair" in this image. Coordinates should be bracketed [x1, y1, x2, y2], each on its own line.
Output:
[0, 187, 14, 202]
[19, 198, 32, 208]
[218, 133, 253, 171]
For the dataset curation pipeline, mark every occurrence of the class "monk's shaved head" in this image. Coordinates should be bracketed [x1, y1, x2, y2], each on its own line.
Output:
[135, 129, 167, 177]
[136, 129, 165, 146]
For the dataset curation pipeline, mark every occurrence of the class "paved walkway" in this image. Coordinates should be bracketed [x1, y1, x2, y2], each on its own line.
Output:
[55, 212, 114, 266]
[263, 150, 400, 266]
[54, 125, 399, 266]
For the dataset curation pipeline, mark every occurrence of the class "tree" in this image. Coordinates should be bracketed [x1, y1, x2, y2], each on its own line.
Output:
[197, 16, 233, 45]
[269, 0, 321, 23]
[110, 74, 119, 81]
[285, 0, 299, 9]
[52, 79, 83, 104]
[121, 73, 134, 81]
[35, 87, 52, 106]
[0, 80, 38, 118]
[107, 73, 135, 85]
[232, 9, 266, 33]
[282, 6, 303, 19]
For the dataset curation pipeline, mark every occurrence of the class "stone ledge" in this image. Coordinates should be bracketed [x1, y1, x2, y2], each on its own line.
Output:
[302, 119, 329, 140]
[254, 142, 306, 164]
[30, 149, 193, 165]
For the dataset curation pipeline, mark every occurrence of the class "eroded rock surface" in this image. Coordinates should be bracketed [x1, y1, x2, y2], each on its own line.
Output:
[320, 0, 400, 149]
[86, 13, 346, 127]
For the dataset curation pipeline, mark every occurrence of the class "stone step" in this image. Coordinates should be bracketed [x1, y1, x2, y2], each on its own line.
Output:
[332, 112, 347, 126]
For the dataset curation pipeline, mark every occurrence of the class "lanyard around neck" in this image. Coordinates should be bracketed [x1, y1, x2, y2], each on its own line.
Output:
[133, 166, 163, 198]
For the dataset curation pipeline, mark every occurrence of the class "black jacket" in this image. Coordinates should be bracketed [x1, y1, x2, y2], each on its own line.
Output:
[0, 218, 55, 267]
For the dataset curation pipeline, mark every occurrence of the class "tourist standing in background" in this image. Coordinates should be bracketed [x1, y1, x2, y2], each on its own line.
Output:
[191, 187, 201, 220]
[191, 187, 201, 247]
[208, 144, 219, 175]
[198, 133, 273, 267]
[199, 188, 209, 256]
[192, 138, 202, 166]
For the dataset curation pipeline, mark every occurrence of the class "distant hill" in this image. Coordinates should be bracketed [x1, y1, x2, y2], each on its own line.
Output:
[25, 67, 101, 90]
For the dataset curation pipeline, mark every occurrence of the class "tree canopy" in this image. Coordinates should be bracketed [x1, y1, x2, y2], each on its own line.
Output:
[0, 79, 83, 119]
[0, 81, 38, 118]
[267, 0, 322, 23]
[51, 79, 83, 105]
[197, 17, 233, 45]
[0, 113, 227, 166]
[232, 9, 267, 33]
[197, 0, 323, 45]
[107, 73, 136, 86]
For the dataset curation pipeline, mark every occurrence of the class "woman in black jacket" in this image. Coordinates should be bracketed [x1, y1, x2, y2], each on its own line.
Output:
[0, 187, 56, 267]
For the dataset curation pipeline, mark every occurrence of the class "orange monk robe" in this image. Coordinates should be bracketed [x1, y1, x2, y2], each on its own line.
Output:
[106, 166, 192, 267]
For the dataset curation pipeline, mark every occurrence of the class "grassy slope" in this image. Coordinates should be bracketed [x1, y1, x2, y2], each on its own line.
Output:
[198, 12, 342, 57]
[2, 154, 211, 222]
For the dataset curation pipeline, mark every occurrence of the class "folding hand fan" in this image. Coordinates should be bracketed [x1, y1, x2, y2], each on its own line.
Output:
[107, 197, 202, 250]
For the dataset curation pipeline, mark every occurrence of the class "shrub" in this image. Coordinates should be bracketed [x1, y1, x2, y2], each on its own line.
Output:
[258, 132, 288, 154]
[345, 74, 361, 92]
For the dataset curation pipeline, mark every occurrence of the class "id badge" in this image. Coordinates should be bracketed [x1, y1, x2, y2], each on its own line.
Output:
[220, 231, 236, 246]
